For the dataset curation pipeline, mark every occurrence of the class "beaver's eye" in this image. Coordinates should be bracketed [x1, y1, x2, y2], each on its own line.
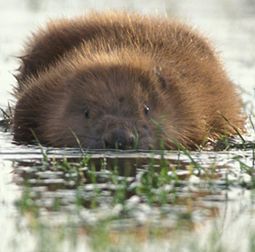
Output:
[84, 109, 90, 119]
[144, 105, 150, 115]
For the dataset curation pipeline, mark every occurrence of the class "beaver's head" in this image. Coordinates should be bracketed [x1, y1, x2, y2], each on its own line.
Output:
[55, 64, 169, 149]
[14, 51, 186, 149]
[36, 59, 183, 150]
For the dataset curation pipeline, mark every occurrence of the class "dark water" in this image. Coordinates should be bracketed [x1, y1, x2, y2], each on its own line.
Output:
[0, 0, 255, 251]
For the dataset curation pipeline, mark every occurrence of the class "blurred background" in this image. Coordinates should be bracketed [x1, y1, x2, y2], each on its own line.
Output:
[1, 0, 254, 108]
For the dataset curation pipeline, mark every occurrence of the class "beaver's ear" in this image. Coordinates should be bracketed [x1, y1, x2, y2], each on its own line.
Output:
[153, 66, 167, 90]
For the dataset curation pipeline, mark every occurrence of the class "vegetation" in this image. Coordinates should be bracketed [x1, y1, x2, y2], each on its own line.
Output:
[12, 134, 254, 252]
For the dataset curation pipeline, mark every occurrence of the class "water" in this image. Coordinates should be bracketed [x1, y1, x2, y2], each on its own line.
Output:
[0, 0, 255, 251]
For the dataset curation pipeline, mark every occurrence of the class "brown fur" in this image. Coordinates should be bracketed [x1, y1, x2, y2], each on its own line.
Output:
[13, 12, 245, 149]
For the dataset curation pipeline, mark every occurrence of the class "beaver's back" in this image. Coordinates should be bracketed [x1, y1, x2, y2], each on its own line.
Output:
[16, 12, 214, 93]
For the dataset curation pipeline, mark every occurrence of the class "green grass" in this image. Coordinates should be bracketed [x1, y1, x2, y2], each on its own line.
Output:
[12, 139, 255, 252]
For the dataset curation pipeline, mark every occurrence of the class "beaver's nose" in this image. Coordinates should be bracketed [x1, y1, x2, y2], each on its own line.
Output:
[103, 129, 135, 149]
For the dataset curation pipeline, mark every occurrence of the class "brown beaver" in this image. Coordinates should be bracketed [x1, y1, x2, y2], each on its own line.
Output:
[13, 12, 245, 149]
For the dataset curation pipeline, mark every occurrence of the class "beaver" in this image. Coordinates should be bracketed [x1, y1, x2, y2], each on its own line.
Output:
[13, 12, 245, 149]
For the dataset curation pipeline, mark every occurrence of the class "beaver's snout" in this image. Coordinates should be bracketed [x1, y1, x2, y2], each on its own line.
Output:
[103, 128, 135, 149]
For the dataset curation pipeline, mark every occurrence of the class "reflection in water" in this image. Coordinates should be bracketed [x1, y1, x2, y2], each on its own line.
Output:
[12, 156, 226, 231]
[11, 154, 253, 251]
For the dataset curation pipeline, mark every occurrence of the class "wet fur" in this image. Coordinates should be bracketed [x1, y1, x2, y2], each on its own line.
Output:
[13, 12, 245, 149]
